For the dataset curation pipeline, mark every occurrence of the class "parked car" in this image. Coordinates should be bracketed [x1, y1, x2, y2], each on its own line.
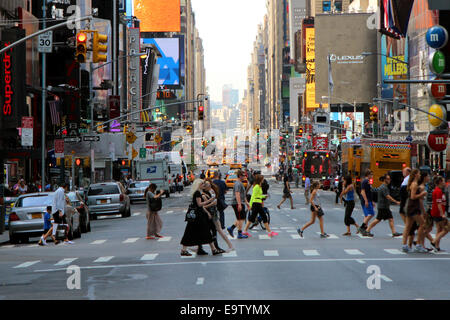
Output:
[127, 180, 150, 203]
[9, 192, 81, 244]
[87, 182, 131, 219]
[4, 197, 17, 230]
[67, 191, 91, 233]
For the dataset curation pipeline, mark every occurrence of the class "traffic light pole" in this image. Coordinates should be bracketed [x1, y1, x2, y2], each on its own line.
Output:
[41, 1, 47, 191]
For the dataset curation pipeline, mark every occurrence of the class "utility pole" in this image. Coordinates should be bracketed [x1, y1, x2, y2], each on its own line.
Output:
[41, 0, 47, 190]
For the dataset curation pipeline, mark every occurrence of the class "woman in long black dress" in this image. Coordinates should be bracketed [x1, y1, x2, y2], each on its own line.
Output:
[180, 179, 221, 256]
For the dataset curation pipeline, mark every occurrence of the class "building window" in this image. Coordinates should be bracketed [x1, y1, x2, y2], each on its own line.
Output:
[334, 0, 343, 12]
[322, 1, 332, 12]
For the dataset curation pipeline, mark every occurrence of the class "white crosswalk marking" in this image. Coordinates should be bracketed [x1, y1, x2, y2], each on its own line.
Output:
[380, 275, 393, 282]
[123, 238, 140, 243]
[316, 232, 339, 239]
[181, 253, 197, 259]
[344, 249, 364, 256]
[141, 254, 158, 261]
[166, 211, 174, 214]
[264, 250, 279, 257]
[14, 261, 40, 268]
[384, 249, 406, 255]
[93, 256, 114, 263]
[196, 277, 204, 285]
[286, 230, 297, 233]
[259, 234, 270, 240]
[292, 218, 298, 221]
[27, 244, 39, 248]
[291, 234, 303, 239]
[91, 240, 107, 245]
[158, 236, 172, 242]
[357, 234, 373, 239]
[222, 251, 237, 257]
[280, 227, 295, 230]
[55, 258, 78, 266]
[303, 250, 320, 256]
[1, 245, 15, 249]
[132, 212, 142, 216]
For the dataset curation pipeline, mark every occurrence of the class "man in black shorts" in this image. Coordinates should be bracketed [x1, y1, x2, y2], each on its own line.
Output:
[277, 173, 295, 210]
[227, 170, 250, 239]
[364, 174, 402, 237]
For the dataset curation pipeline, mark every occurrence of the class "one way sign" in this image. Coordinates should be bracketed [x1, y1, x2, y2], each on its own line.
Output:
[83, 136, 100, 142]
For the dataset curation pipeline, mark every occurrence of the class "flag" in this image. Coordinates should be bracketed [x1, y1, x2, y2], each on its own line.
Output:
[48, 100, 61, 125]
[379, 0, 414, 39]
[328, 54, 334, 95]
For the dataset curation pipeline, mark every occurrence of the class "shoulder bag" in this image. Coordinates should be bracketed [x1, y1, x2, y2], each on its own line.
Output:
[185, 203, 197, 222]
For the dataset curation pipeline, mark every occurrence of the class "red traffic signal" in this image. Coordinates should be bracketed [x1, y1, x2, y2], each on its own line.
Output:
[198, 105, 204, 120]
[75, 158, 82, 166]
[372, 106, 378, 113]
[121, 160, 126, 166]
[77, 32, 87, 43]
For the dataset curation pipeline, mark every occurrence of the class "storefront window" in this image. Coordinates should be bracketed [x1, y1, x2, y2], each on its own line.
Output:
[335, 1, 343, 12]
[323, 1, 331, 12]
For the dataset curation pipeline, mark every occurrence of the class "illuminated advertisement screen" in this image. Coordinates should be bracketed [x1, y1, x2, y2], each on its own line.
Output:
[134, 0, 181, 32]
[381, 35, 408, 102]
[142, 38, 180, 87]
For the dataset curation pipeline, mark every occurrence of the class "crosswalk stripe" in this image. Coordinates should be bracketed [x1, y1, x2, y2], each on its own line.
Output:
[292, 218, 298, 221]
[264, 250, 279, 257]
[166, 211, 174, 214]
[380, 275, 393, 282]
[91, 240, 107, 245]
[158, 236, 172, 242]
[280, 227, 295, 230]
[1, 245, 15, 249]
[222, 251, 237, 257]
[316, 232, 339, 239]
[384, 249, 406, 255]
[93, 256, 114, 263]
[259, 235, 270, 240]
[27, 244, 39, 248]
[14, 261, 40, 268]
[286, 230, 297, 233]
[123, 238, 140, 243]
[344, 249, 364, 256]
[181, 253, 197, 259]
[55, 258, 78, 266]
[357, 233, 373, 239]
[141, 254, 158, 261]
[132, 212, 142, 216]
[303, 250, 320, 256]
[291, 234, 303, 239]
[196, 277, 204, 285]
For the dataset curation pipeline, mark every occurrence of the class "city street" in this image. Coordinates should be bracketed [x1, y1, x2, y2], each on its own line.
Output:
[1, 178, 449, 300]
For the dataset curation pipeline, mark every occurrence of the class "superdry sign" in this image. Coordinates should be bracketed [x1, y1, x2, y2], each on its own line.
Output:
[0, 28, 26, 129]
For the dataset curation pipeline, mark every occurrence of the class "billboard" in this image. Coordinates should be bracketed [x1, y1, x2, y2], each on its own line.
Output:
[289, 77, 306, 125]
[134, 0, 181, 32]
[142, 38, 181, 87]
[381, 35, 408, 102]
[289, 0, 307, 60]
[315, 14, 378, 105]
[305, 27, 320, 110]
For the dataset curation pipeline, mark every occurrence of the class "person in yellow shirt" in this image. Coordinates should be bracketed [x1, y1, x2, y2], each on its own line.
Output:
[242, 174, 278, 237]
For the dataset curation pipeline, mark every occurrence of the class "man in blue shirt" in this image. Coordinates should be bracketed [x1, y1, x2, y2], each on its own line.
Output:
[213, 171, 227, 229]
[39, 206, 56, 246]
[359, 169, 376, 234]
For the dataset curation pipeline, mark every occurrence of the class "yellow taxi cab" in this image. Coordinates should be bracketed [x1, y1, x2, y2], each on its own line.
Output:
[205, 167, 219, 179]
[225, 170, 248, 189]
[229, 163, 242, 170]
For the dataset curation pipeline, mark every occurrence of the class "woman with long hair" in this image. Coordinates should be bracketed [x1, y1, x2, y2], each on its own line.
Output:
[297, 181, 329, 238]
[243, 174, 278, 237]
[202, 179, 233, 252]
[340, 176, 360, 236]
[144, 183, 165, 239]
[180, 179, 221, 256]
[402, 169, 428, 253]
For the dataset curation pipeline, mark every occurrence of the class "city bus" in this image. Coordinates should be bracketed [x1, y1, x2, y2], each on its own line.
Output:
[301, 150, 334, 187]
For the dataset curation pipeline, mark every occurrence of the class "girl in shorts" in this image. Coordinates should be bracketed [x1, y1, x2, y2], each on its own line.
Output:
[297, 181, 329, 238]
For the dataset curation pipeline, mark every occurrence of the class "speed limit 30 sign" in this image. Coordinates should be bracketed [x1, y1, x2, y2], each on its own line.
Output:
[38, 31, 53, 53]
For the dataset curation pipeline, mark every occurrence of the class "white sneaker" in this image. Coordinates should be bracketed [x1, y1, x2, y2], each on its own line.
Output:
[64, 241, 74, 244]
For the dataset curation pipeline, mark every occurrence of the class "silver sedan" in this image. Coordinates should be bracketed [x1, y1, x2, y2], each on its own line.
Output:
[127, 181, 150, 203]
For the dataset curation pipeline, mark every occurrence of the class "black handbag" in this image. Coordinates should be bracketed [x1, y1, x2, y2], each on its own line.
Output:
[217, 197, 228, 211]
[185, 203, 197, 222]
[149, 197, 162, 211]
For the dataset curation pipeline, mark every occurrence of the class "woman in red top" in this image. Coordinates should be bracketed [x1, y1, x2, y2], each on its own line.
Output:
[431, 177, 449, 252]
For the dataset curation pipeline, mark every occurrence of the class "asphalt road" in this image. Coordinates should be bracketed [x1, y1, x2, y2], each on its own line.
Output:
[1, 178, 449, 300]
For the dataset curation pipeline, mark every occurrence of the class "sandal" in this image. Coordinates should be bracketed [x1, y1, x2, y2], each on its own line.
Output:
[212, 249, 223, 255]
[180, 250, 192, 256]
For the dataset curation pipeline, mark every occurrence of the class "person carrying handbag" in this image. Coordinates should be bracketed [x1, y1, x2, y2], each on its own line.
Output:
[145, 184, 164, 240]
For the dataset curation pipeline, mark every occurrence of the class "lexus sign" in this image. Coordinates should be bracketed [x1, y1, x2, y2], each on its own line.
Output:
[427, 132, 448, 152]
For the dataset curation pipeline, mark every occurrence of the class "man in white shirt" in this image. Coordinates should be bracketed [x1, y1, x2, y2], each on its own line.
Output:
[52, 182, 73, 244]
[399, 167, 411, 223]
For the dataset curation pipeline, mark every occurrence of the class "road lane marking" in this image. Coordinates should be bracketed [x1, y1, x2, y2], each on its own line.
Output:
[123, 238, 140, 243]
[344, 249, 364, 256]
[1, 245, 15, 249]
[356, 260, 366, 264]
[286, 230, 297, 233]
[132, 212, 142, 216]
[291, 234, 303, 239]
[259, 235, 270, 240]
[34, 257, 450, 273]
[303, 250, 320, 256]
[357, 234, 373, 239]
[196, 277, 204, 285]
[181, 253, 197, 259]
[166, 211, 174, 214]
[141, 254, 159, 261]
[157, 236, 172, 242]
[292, 218, 298, 221]
[55, 258, 78, 266]
[14, 261, 40, 268]
[93, 256, 114, 263]
[264, 250, 279, 257]
[222, 251, 237, 258]
[91, 240, 107, 245]
[316, 232, 339, 239]
[280, 227, 295, 230]
[384, 249, 406, 255]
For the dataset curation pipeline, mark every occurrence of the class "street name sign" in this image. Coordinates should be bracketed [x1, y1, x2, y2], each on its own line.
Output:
[83, 136, 100, 142]
[64, 137, 82, 143]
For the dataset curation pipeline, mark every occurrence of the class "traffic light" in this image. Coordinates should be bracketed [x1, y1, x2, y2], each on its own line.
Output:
[186, 125, 192, 134]
[198, 105, 204, 121]
[370, 105, 379, 122]
[92, 31, 108, 63]
[256, 128, 260, 136]
[75, 31, 87, 63]
[75, 158, 83, 167]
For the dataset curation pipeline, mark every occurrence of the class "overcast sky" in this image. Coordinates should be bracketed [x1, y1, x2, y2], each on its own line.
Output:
[190, 0, 267, 103]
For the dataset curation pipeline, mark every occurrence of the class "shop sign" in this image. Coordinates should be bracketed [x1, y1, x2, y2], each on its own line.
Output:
[427, 132, 448, 152]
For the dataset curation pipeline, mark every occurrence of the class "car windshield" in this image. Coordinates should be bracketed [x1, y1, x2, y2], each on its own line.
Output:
[16, 195, 53, 208]
[88, 185, 120, 195]
[130, 182, 150, 188]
